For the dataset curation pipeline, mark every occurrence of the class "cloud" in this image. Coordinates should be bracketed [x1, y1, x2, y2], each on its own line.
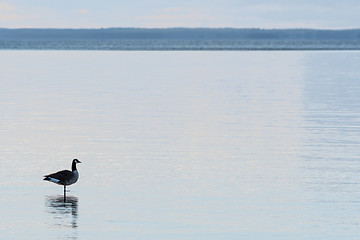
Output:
[79, 9, 89, 15]
[0, 2, 15, 12]
[0, 2, 21, 22]
[0, 13, 21, 22]
[0, 1, 359, 29]
[0, 2, 41, 27]
[139, 8, 215, 27]
[241, 4, 284, 13]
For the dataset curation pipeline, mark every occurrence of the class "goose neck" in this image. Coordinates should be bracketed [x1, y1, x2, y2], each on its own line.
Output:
[72, 161, 77, 172]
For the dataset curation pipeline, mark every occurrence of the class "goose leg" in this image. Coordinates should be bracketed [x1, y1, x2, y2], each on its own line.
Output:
[64, 185, 66, 201]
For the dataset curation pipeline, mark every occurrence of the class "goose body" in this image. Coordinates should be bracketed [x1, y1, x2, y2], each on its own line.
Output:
[44, 159, 81, 194]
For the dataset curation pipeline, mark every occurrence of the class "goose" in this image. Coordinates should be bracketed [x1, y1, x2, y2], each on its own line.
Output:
[44, 159, 81, 195]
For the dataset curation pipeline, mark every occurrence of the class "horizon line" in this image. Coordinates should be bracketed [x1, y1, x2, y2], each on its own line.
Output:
[1, 27, 360, 31]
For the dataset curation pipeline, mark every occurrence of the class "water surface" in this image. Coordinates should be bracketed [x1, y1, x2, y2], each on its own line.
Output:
[0, 51, 360, 239]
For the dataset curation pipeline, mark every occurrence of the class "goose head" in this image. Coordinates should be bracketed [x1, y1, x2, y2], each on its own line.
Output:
[73, 159, 81, 164]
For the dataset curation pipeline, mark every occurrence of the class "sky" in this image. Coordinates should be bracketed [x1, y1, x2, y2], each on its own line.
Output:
[0, 0, 359, 29]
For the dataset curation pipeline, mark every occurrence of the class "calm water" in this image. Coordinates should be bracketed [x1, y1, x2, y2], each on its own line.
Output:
[0, 51, 360, 239]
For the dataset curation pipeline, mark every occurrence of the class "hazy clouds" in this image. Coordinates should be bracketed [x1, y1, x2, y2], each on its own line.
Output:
[0, 0, 359, 29]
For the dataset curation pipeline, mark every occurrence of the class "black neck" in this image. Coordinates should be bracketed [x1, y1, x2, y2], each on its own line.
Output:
[72, 161, 77, 171]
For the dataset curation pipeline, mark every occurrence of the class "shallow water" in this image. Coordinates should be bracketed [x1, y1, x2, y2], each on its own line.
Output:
[1, 51, 360, 239]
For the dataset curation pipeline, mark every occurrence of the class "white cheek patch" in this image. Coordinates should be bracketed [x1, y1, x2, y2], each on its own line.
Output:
[48, 177, 60, 183]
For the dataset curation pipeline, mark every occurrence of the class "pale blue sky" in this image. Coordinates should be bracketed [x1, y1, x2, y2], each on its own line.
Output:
[0, 0, 359, 29]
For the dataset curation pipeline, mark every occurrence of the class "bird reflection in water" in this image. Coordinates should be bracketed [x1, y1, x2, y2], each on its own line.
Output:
[45, 195, 79, 229]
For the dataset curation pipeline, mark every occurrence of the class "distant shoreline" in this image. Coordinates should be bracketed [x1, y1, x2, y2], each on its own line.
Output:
[1, 28, 359, 50]
[1, 28, 360, 40]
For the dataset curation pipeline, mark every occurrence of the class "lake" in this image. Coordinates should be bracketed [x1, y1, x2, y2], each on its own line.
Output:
[0, 50, 360, 239]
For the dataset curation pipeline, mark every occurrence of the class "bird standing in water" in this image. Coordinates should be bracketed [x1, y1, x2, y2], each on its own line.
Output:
[43, 159, 81, 198]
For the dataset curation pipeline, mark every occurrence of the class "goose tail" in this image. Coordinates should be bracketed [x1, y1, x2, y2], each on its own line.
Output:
[43, 176, 61, 183]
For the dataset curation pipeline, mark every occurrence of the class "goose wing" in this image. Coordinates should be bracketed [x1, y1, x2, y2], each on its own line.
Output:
[44, 170, 73, 181]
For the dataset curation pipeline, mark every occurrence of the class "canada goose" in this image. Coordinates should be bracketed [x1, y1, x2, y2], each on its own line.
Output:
[44, 159, 81, 196]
